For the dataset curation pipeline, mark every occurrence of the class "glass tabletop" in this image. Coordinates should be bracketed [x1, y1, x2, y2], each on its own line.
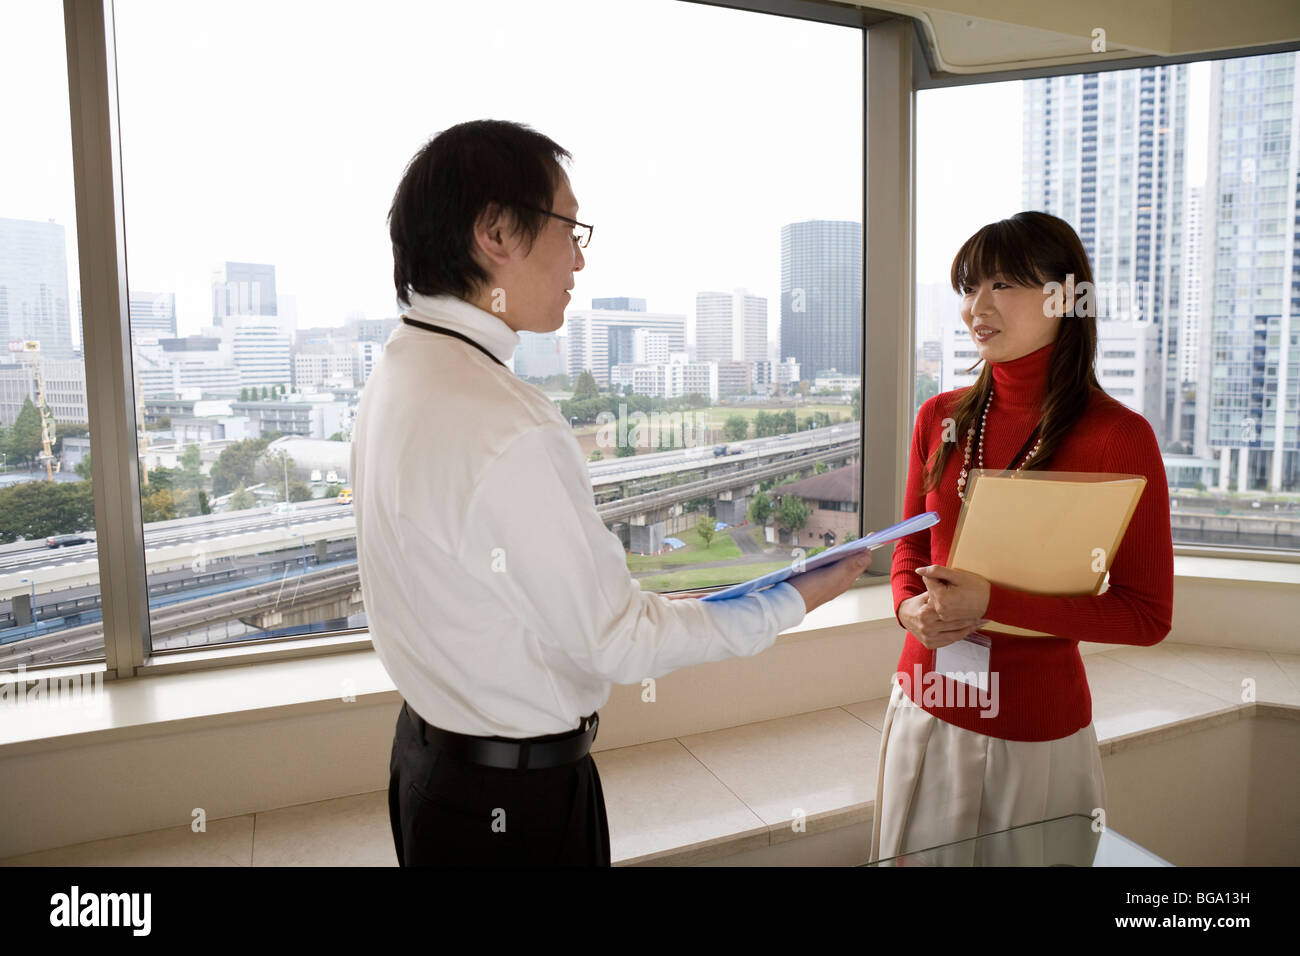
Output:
[864, 813, 1173, 867]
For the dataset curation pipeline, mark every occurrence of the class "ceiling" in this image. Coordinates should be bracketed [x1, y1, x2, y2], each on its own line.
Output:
[840, 0, 1300, 74]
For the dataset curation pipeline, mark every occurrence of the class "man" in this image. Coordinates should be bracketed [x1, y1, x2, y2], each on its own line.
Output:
[353, 119, 872, 866]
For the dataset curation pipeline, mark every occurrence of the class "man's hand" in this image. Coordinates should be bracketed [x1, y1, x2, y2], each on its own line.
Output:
[664, 550, 872, 613]
[788, 550, 872, 614]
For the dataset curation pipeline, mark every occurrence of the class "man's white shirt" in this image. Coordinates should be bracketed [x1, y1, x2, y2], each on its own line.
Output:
[352, 291, 806, 738]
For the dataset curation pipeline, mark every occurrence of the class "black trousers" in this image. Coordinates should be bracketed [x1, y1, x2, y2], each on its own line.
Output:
[388, 702, 612, 866]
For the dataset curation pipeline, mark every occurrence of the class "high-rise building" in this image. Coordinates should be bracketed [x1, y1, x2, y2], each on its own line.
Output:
[0, 217, 76, 360]
[1200, 52, 1300, 491]
[591, 297, 646, 312]
[1022, 66, 1189, 438]
[695, 289, 767, 364]
[1175, 185, 1207, 449]
[232, 324, 291, 387]
[780, 220, 862, 380]
[133, 336, 241, 397]
[514, 331, 565, 379]
[211, 261, 277, 324]
[0, 358, 87, 425]
[128, 290, 177, 340]
[563, 308, 687, 386]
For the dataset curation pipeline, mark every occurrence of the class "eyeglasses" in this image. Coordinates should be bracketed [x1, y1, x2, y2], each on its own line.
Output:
[518, 204, 594, 249]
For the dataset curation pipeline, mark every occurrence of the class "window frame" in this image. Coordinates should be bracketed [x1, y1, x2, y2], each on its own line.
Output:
[47, 0, 1300, 688]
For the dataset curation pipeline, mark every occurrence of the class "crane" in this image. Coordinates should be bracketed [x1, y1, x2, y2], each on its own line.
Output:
[24, 344, 60, 481]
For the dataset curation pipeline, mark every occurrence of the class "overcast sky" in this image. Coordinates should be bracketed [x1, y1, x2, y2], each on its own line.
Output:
[3, 0, 1207, 350]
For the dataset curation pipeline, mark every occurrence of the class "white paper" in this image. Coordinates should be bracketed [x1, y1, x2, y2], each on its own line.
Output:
[934, 636, 991, 691]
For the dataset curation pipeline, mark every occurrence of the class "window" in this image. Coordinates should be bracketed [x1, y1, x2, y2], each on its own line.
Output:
[111, 0, 864, 652]
[0, 3, 106, 668]
[918, 52, 1300, 553]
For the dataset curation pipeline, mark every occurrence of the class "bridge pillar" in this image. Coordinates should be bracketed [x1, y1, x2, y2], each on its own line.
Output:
[315, 539, 328, 563]
[715, 495, 749, 526]
[12, 593, 32, 627]
[628, 521, 665, 556]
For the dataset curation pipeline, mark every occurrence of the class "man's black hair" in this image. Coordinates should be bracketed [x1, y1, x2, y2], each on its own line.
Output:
[388, 119, 572, 307]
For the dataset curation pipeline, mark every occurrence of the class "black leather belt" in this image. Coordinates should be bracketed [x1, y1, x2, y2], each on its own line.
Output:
[403, 702, 598, 770]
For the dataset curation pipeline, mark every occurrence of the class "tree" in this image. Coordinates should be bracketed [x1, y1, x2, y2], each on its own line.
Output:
[327, 431, 348, 442]
[146, 465, 176, 490]
[260, 386, 269, 400]
[696, 517, 716, 549]
[748, 491, 773, 525]
[239, 387, 249, 402]
[74, 450, 93, 480]
[141, 487, 177, 523]
[588, 449, 603, 461]
[571, 370, 600, 402]
[615, 443, 636, 458]
[8, 397, 43, 464]
[724, 415, 749, 442]
[774, 494, 811, 538]
[288, 480, 313, 502]
[229, 483, 255, 511]
[198, 489, 211, 515]
[324, 484, 341, 498]
[814, 461, 828, 474]
[211, 436, 272, 495]
[915, 373, 938, 409]
[176, 442, 203, 491]
[54, 421, 89, 454]
[0, 479, 95, 542]
[260, 448, 297, 498]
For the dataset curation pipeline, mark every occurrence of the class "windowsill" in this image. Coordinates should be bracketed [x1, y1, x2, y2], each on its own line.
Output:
[1, 555, 1297, 756]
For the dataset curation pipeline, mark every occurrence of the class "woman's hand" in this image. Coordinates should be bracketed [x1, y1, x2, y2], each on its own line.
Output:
[897, 592, 984, 650]
[915, 565, 991, 623]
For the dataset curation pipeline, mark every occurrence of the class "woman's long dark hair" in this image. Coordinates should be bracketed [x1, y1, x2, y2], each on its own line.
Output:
[921, 211, 1100, 494]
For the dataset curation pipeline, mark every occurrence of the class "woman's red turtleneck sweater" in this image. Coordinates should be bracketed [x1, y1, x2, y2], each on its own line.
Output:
[891, 340, 1174, 742]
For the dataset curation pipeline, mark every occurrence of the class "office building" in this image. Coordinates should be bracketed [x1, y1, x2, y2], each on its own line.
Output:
[564, 308, 687, 386]
[780, 220, 862, 380]
[1022, 65, 1189, 437]
[128, 290, 178, 340]
[0, 217, 76, 360]
[1199, 52, 1300, 491]
[696, 289, 767, 365]
[211, 261, 277, 325]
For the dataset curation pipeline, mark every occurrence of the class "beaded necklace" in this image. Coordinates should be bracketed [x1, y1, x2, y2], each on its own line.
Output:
[956, 386, 1044, 501]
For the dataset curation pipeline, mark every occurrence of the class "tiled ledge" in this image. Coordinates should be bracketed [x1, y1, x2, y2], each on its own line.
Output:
[597, 643, 1300, 866]
[3, 641, 1294, 867]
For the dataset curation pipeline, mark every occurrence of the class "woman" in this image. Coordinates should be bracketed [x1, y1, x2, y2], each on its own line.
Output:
[869, 211, 1174, 864]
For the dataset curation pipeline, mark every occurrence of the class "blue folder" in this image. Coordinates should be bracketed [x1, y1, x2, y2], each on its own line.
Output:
[698, 511, 941, 602]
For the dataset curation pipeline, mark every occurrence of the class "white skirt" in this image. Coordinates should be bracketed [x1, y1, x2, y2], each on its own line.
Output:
[869, 678, 1107, 865]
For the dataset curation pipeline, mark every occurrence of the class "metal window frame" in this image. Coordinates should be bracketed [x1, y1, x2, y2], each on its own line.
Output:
[45, 0, 1298, 687]
[64, 0, 149, 680]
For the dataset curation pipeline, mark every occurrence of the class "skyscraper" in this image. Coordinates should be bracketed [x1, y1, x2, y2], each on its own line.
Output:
[591, 297, 646, 312]
[232, 324, 291, 387]
[1200, 52, 1299, 492]
[128, 290, 177, 340]
[0, 217, 75, 359]
[695, 289, 767, 364]
[564, 308, 686, 386]
[1022, 66, 1189, 439]
[1177, 185, 1206, 448]
[780, 220, 862, 380]
[211, 261, 277, 324]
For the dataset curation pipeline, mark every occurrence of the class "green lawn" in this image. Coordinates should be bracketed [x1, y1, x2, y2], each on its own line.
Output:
[636, 559, 794, 592]
[624, 524, 743, 568]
